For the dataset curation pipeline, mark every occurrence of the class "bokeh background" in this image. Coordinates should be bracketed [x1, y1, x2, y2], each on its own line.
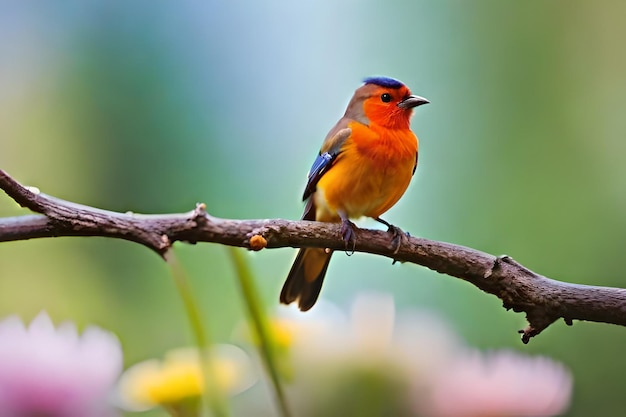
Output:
[2, 1, 626, 416]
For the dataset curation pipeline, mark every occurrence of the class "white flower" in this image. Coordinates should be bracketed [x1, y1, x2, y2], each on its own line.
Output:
[286, 293, 463, 376]
[271, 293, 466, 416]
[0, 311, 123, 417]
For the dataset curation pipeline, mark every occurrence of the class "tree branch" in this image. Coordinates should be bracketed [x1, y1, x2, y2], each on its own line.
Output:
[2, 169, 625, 343]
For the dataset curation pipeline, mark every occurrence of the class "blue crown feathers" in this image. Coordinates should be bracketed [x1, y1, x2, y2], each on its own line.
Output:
[362, 76, 404, 89]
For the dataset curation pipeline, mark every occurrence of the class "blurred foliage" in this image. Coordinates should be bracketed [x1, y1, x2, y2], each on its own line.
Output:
[1, 1, 626, 416]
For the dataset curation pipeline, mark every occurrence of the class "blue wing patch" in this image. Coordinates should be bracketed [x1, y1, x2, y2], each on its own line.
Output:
[302, 152, 334, 201]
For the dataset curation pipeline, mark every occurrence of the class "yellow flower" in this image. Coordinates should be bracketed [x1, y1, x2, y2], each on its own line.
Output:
[118, 345, 256, 416]
[264, 317, 313, 352]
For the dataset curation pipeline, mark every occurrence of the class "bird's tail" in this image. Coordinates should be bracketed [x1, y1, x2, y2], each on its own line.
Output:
[280, 248, 333, 311]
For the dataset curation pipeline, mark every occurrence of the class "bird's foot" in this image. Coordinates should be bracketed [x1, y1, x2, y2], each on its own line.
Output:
[374, 217, 409, 254]
[386, 224, 409, 255]
[341, 218, 357, 254]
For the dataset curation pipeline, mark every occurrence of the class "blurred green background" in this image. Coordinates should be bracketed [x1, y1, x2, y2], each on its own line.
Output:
[1, 1, 626, 416]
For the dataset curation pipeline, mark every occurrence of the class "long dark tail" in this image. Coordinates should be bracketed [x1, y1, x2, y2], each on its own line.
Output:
[280, 247, 333, 311]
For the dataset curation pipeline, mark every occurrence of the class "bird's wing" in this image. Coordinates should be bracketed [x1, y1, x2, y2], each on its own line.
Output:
[412, 151, 418, 175]
[301, 120, 352, 202]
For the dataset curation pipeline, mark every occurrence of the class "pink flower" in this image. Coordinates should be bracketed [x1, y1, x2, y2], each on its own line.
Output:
[419, 350, 572, 417]
[0, 311, 123, 417]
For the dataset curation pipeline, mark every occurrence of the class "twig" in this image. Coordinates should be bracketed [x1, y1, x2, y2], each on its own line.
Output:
[1, 169, 625, 343]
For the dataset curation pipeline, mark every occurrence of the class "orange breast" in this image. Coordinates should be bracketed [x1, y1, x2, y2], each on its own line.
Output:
[313, 122, 418, 222]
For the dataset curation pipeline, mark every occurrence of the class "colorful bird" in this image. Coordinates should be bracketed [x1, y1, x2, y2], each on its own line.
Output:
[280, 76, 428, 311]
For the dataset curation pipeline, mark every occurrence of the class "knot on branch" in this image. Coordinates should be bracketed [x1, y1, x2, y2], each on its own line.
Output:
[520, 310, 559, 344]
[192, 203, 209, 224]
[484, 254, 513, 279]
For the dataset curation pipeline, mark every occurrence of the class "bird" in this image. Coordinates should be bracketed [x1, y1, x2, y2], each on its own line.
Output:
[279, 76, 429, 311]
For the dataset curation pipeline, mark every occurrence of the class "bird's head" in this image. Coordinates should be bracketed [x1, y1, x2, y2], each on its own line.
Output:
[345, 76, 429, 129]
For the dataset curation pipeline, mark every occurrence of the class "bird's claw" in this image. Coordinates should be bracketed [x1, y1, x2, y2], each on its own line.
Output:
[387, 224, 409, 254]
[341, 219, 357, 254]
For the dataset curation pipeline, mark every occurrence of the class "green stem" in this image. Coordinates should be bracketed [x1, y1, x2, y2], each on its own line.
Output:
[166, 248, 231, 417]
[227, 247, 292, 417]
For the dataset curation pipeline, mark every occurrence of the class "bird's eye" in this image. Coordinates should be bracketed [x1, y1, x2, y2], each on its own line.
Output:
[381, 93, 392, 103]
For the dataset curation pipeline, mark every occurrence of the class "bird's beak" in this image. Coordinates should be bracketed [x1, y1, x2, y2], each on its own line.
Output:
[398, 95, 429, 109]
